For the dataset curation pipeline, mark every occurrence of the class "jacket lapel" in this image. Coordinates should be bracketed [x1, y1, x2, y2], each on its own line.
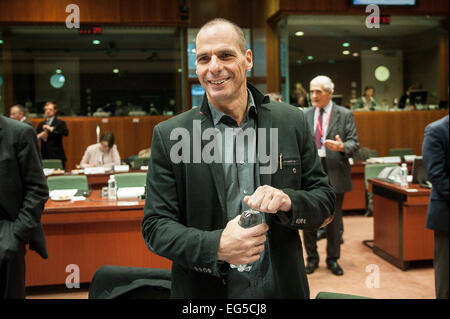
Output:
[326, 103, 340, 139]
[199, 96, 228, 224]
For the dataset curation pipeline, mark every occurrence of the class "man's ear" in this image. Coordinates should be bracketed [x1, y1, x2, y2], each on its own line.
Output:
[246, 49, 253, 71]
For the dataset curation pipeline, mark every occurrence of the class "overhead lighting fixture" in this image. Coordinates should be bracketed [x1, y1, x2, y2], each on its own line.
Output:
[295, 31, 304, 37]
[342, 42, 350, 47]
[371, 46, 379, 51]
[0, 39, 3, 45]
[342, 50, 351, 55]
[307, 56, 314, 60]
[55, 69, 62, 74]
[352, 52, 359, 57]
[113, 69, 119, 74]
[92, 39, 101, 45]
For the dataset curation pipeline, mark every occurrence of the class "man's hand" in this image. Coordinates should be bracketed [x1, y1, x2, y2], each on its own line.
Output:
[37, 130, 48, 141]
[243, 185, 292, 213]
[42, 124, 53, 132]
[324, 134, 344, 152]
[217, 215, 268, 265]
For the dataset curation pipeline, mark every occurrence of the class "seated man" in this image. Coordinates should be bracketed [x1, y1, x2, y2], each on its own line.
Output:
[79, 132, 121, 169]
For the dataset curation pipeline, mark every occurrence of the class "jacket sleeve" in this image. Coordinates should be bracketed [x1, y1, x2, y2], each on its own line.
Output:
[422, 124, 449, 200]
[141, 125, 224, 278]
[341, 111, 359, 158]
[80, 145, 92, 168]
[274, 113, 336, 230]
[112, 145, 121, 165]
[52, 119, 69, 136]
[13, 125, 49, 242]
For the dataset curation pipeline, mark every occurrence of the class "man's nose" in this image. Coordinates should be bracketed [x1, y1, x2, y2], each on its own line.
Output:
[209, 55, 223, 74]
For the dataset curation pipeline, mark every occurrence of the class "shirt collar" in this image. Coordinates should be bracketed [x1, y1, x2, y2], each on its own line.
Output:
[316, 100, 333, 115]
[208, 88, 257, 126]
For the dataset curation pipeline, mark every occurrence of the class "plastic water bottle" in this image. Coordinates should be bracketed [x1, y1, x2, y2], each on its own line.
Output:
[400, 163, 408, 187]
[108, 175, 117, 199]
[230, 209, 263, 272]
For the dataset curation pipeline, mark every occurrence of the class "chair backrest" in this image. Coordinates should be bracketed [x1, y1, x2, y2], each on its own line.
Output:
[388, 148, 415, 157]
[364, 163, 399, 190]
[316, 291, 372, 299]
[114, 173, 147, 188]
[47, 175, 89, 191]
[42, 159, 63, 169]
[352, 147, 379, 161]
[132, 157, 150, 169]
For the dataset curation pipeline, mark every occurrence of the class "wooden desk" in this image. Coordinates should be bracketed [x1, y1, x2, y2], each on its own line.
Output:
[342, 161, 366, 211]
[25, 190, 171, 287]
[368, 179, 433, 270]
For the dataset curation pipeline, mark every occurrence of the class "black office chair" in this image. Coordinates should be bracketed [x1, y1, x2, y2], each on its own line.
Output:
[88, 265, 171, 299]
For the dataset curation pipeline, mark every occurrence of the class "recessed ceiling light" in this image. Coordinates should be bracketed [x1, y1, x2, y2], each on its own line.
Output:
[113, 69, 119, 74]
[352, 52, 359, 57]
[307, 56, 314, 60]
[295, 31, 304, 37]
[0, 40, 3, 45]
[371, 46, 379, 51]
[342, 50, 351, 55]
[92, 39, 101, 45]
[55, 69, 62, 74]
[342, 42, 350, 47]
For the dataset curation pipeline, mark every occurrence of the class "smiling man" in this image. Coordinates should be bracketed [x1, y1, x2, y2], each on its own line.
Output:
[142, 18, 335, 299]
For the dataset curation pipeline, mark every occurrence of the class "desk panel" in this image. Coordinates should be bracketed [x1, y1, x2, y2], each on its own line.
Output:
[25, 191, 171, 287]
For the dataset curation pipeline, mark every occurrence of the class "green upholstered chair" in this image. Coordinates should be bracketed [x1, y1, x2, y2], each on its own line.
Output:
[388, 148, 415, 157]
[315, 291, 372, 299]
[42, 159, 64, 169]
[114, 173, 147, 188]
[88, 266, 171, 299]
[132, 157, 150, 170]
[47, 175, 89, 192]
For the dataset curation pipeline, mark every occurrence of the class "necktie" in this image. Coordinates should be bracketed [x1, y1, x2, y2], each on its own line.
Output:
[314, 108, 324, 149]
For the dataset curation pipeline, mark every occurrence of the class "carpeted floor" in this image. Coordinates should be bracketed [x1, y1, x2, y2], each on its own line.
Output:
[26, 214, 436, 299]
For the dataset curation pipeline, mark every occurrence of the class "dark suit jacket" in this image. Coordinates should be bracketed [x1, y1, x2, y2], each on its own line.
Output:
[422, 115, 449, 233]
[36, 117, 69, 163]
[304, 104, 360, 194]
[142, 83, 335, 299]
[0, 116, 49, 261]
[21, 118, 34, 128]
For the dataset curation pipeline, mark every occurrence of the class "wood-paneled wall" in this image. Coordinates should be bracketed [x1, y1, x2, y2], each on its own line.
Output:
[29, 116, 171, 171]
[353, 109, 448, 156]
[0, 0, 188, 25]
[28, 109, 448, 172]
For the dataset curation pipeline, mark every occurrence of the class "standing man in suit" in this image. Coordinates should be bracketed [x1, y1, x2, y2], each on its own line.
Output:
[36, 101, 69, 169]
[422, 115, 449, 299]
[0, 116, 49, 299]
[303, 75, 359, 276]
[9, 104, 34, 128]
[142, 18, 335, 299]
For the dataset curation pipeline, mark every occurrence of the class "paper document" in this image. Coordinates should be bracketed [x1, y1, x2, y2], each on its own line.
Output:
[117, 187, 145, 200]
[49, 189, 78, 197]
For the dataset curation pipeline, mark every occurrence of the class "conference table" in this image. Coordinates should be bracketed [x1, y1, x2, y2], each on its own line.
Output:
[368, 178, 433, 270]
[25, 190, 171, 287]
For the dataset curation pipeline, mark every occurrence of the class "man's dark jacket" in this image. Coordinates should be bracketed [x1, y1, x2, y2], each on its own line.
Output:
[142, 83, 335, 298]
[422, 115, 449, 233]
[0, 116, 49, 261]
[36, 117, 68, 163]
[304, 104, 359, 193]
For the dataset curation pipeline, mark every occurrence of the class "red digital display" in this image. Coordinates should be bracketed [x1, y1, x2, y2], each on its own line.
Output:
[79, 26, 102, 35]
[370, 15, 391, 25]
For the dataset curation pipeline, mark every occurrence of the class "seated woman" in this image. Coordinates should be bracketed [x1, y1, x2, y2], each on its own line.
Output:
[354, 86, 379, 110]
[79, 132, 121, 168]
